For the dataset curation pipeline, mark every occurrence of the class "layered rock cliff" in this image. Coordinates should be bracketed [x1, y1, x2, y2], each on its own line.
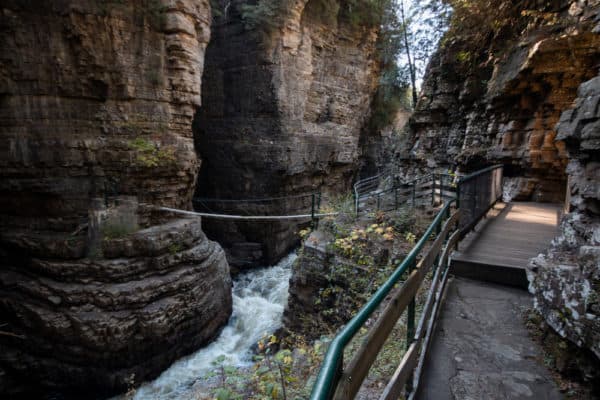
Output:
[404, 1, 600, 203]
[0, 0, 232, 396]
[195, 0, 380, 268]
[399, 0, 600, 365]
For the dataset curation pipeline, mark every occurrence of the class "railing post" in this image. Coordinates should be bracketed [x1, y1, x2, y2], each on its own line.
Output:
[330, 353, 344, 400]
[431, 173, 436, 206]
[456, 180, 461, 249]
[315, 192, 322, 229]
[311, 193, 316, 228]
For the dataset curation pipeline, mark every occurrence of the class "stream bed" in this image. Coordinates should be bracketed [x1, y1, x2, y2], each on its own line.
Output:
[129, 252, 297, 399]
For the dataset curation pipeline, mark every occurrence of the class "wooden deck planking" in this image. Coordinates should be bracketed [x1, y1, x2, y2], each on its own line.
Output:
[451, 202, 561, 287]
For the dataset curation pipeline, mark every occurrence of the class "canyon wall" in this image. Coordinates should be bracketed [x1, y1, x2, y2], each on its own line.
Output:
[400, 0, 599, 362]
[0, 0, 232, 396]
[195, 0, 380, 268]
[404, 1, 600, 203]
[528, 73, 600, 360]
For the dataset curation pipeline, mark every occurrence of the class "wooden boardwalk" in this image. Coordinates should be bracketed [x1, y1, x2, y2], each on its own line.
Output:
[451, 202, 561, 287]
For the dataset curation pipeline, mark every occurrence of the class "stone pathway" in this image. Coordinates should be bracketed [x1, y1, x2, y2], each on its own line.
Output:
[416, 277, 562, 400]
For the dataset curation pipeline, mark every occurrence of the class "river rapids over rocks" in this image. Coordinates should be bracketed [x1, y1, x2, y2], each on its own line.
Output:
[127, 252, 297, 399]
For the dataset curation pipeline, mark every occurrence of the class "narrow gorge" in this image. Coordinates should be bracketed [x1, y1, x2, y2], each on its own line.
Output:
[398, 0, 600, 368]
[0, 0, 599, 399]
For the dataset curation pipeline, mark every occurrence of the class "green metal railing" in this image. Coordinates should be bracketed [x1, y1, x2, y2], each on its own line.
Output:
[310, 165, 505, 400]
[310, 199, 457, 400]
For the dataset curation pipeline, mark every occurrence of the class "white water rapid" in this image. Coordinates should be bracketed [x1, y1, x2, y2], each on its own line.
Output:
[130, 252, 297, 399]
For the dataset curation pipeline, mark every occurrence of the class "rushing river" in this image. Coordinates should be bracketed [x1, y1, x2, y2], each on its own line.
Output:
[129, 252, 297, 399]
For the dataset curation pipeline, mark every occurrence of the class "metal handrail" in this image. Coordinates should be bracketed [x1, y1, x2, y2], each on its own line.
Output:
[309, 198, 456, 400]
[457, 164, 502, 185]
[456, 165, 503, 236]
[310, 166, 504, 399]
[355, 173, 458, 215]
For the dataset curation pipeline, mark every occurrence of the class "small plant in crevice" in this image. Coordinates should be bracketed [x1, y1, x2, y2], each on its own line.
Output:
[168, 243, 183, 254]
[128, 138, 176, 168]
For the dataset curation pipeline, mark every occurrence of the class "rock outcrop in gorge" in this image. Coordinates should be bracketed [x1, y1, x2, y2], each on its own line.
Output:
[528, 73, 600, 361]
[404, 1, 600, 203]
[195, 0, 380, 268]
[0, 1, 232, 396]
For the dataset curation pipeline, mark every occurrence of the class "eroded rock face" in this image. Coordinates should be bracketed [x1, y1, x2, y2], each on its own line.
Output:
[404, 2, 600, 203]
[195, 0, 380, 268]
[0, 1, 232, 396]
[527, 74, 600, 360]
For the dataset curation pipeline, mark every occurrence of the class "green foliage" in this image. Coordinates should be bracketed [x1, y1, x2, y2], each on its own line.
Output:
[128, 138, 176, 168]
[324, 193, 355, 216]
[239, 0, 387, 37]
[404, 231, 416, 245]
[339, 0, 387, 28]
[368, 82, 411, 133]
[238, 0, 295, 34]
[402, 0, 451, 81]
[210, 0, 224, 18]
[305, 0, 341, 26]
[208, 335, 326, 399]
[366, 0, 448, 130]
[388, 205, 417, 232]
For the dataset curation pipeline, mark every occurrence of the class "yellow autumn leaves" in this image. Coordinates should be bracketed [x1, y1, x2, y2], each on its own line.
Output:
[333, 223, 396, 257]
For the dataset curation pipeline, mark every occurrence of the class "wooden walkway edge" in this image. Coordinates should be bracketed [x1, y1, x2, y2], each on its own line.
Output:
[451, 202, 561, 288]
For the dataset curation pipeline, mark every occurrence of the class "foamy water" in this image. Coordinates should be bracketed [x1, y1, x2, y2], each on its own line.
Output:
[125, 252, 296, 399]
